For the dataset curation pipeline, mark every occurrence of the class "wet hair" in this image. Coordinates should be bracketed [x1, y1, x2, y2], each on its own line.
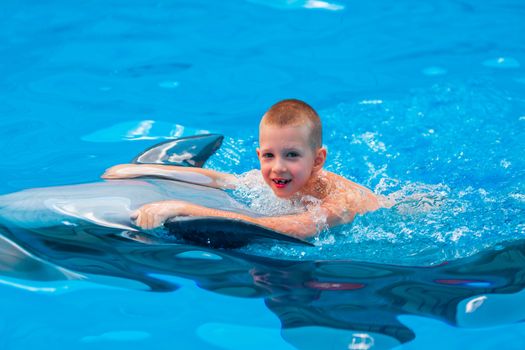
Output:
[261, 99, 322, 149]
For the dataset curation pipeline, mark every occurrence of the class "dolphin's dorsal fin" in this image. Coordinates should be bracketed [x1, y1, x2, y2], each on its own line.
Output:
[131, 134, 223, 167]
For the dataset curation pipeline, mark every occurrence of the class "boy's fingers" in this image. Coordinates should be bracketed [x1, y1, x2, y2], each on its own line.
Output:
[131, 207, 167, 230]
[147, 213, 155, 230]
[145, 214, 151, 230]
[131, 210, 147, 229]
[135, 215, 143, 228]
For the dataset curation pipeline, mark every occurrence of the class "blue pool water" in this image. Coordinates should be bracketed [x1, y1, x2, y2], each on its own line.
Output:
[1, 0, 524, 348]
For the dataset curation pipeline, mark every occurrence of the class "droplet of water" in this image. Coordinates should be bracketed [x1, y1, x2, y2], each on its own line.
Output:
[483, 57, 520, 69]
[358, 99, 383, 105]
[500, 159, 511, 168]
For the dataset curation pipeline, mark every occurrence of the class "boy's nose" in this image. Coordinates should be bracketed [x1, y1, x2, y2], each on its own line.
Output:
[273, 158, 287, 172]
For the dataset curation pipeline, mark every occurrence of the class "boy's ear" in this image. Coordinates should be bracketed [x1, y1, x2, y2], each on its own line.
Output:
[256, 148, 261, 160]
[313, 147, 327, 172]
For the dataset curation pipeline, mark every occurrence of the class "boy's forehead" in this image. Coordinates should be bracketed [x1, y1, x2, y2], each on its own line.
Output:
[258, 124, 313, 149]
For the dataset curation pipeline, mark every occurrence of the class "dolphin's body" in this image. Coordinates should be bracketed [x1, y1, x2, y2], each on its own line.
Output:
[0, 134, 311, 248]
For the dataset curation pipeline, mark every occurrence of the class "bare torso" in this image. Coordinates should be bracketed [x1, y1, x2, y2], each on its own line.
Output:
[299, 170, 381, 224]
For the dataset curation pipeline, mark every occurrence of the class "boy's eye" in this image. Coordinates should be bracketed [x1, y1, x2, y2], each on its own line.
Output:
[287, 152, 299, 158]
[262, 153, 274, 158]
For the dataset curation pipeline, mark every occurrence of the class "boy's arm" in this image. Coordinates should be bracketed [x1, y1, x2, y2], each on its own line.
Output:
[133, 200, 356, 239]
[102, 164, 236, 189]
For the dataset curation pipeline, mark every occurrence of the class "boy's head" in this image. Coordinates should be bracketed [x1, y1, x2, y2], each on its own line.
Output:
[257, 99, 327, 198]
[261, 99, 322, 150]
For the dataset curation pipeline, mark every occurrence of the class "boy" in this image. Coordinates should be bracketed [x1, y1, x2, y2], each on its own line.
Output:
[102, 99, 380, 239]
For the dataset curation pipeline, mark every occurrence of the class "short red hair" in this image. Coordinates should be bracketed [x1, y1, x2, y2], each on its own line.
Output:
[261, 99, 322, 149]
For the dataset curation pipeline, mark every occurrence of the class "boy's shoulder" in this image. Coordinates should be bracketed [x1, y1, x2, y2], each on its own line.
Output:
[321, 171, 380, 213]
[322, 170, 369, 192]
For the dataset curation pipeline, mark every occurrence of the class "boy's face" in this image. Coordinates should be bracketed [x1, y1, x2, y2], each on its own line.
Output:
[257, 122, 325, 198]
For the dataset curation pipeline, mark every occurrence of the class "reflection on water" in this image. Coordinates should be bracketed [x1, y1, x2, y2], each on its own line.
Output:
[2, 222, 525, 348]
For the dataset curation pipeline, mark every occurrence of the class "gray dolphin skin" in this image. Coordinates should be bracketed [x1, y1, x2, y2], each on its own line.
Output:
[0, 134, 312, 248]
[132, 133, 224, 167]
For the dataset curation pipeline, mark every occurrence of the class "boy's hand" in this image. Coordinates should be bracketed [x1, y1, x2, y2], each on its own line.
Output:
[102, 164, 138, 179]
[131, 200, 192, 230]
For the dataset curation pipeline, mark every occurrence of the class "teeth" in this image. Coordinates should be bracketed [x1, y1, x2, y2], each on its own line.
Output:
[274, 179, 290, 184]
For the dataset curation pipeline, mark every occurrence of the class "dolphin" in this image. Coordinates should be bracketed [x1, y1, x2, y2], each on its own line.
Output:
[0, 134, 311, 248]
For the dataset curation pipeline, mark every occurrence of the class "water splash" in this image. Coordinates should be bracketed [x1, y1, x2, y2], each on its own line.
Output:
[210, 81, 525, 265]
[231, 170, 306, 216]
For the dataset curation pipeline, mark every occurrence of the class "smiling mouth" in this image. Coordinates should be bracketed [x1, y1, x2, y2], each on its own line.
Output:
[273, 179, 291, 186]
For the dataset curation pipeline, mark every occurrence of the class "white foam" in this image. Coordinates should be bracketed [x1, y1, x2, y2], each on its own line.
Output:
[233, 170, 305, 216]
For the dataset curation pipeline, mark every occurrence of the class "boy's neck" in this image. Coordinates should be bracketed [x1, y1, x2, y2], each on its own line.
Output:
[296, 170, 329, 199]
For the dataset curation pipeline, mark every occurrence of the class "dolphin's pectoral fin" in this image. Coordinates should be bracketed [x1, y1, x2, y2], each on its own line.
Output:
[164, 216, 314, 249]
[132, 134, 224, 167]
